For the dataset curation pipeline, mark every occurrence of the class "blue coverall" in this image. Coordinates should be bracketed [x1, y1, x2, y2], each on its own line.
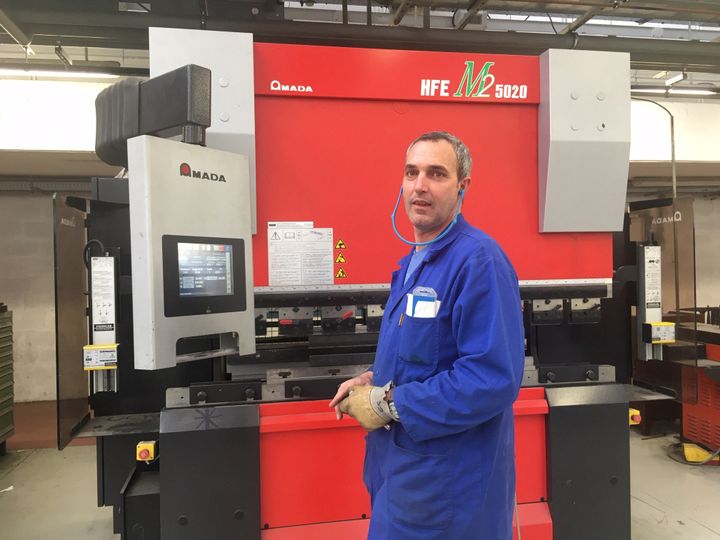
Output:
[365, 214, 525, 539]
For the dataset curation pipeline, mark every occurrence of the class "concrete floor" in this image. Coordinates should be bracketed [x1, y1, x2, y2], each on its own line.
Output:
[0, 446, 113, 540]
[631, 431, 720, 540]
[1, 430, 719, 539]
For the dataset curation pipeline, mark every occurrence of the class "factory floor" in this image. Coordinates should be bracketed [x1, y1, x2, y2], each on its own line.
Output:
[1, 430, 720, 539]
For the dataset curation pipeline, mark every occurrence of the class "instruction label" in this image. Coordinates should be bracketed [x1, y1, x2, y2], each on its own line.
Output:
[268, 222, 334, 285]
[644, 245, 662, 309]
[83, 343, 118, 371]
[91, 256, 116, 345]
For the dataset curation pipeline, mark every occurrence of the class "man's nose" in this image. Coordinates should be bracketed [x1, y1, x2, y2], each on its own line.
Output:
[414, 171, 429, 192]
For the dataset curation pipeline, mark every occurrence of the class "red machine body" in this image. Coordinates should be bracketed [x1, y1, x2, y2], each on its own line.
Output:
[682, 344, 720, 451]
[246, 43, 612, 539]
[251, 43, 613, 286]
[258, 388, 551, 539]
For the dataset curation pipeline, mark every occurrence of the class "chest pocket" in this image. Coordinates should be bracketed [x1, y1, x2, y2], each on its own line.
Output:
[398, 315, 439, 375]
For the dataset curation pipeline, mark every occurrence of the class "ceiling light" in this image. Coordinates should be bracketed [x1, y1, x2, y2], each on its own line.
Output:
[631, 87, 718, 97]
[631, 88, 667, 95]
[668, 88, 716, 96]
[665, 72, 687, 87]
[652, 71, 668, 79]
[0, 68, 119, 80]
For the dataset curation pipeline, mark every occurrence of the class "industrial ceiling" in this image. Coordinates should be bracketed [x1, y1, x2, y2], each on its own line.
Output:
[0, 0, 719, 78]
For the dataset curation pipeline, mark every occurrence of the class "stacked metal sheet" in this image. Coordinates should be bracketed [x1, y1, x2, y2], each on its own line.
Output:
[0, 304, 13, 454]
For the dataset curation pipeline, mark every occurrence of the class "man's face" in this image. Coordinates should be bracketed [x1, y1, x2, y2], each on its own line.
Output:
[402, 139, 468, 242]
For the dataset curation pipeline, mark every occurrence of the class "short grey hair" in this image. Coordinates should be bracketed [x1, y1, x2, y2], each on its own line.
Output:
[407, 131, 472, 180]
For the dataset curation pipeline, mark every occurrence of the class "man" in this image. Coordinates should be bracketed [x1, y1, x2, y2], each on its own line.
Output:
[329, 131, 525, 539]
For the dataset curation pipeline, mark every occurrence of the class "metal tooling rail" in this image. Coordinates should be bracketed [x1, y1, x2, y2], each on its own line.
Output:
[254, 279, 613, 307]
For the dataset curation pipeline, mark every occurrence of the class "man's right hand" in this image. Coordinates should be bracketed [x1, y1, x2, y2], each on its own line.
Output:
[329, 370, 373, 420]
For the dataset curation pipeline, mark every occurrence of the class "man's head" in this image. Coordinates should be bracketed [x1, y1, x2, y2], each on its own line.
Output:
[403, 131, 472, 244]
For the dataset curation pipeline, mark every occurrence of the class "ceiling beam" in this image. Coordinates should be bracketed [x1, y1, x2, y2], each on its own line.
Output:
[559, 7, 601, 35]
[0, 8, 34, 54]
[2, 10, 720, 74]
[455, 0, 489, 30]
[393, 0, 412, 26]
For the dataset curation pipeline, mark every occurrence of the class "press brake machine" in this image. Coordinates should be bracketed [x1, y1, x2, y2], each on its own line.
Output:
[54, 29, 640, 540]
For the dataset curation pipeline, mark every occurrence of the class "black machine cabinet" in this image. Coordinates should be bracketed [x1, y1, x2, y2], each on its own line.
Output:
[546, 385, 631, 540]
[159, 404, 261, 540]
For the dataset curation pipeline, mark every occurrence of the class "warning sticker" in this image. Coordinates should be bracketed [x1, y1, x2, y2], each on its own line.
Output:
[336, 267, 348, 279]
[83, 343, 118, 371]
[335, 239, 346, 249]
[268, 222, 334, 285]
[335, 252, 347, 264]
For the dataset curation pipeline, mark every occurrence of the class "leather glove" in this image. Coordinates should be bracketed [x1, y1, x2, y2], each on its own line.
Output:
[339, 382, 394, 432]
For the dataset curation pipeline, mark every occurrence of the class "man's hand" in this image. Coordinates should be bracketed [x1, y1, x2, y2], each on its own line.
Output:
[338, 385, 393, 432]
[329, 371, 373, 420]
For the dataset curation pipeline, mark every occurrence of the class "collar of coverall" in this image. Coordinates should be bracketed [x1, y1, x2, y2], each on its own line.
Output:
[398, 213, 469, 266]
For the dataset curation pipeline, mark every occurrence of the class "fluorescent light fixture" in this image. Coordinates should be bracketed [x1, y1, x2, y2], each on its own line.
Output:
[669, 88, 716, 96]
[631, 87, 718, 97]
[665, 72, 686, 86]
[0, 68, 118, 79]
[652, 71, 668, 79]
[632, 88, 667, 94]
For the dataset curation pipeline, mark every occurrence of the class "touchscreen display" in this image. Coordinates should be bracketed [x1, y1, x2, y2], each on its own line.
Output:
[178, 242, 234, 297]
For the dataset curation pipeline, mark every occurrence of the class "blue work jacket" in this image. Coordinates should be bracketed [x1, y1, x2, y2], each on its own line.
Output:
[365, 214, 524, 540]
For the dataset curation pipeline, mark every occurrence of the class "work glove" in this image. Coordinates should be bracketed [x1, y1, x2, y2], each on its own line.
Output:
[339, 382, 394, 432]
[330, 370, 374, 420]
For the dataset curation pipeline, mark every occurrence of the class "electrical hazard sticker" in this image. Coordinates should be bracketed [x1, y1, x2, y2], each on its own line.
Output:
[336, 267, 348, 279]
[335, 239, 346, 249]
[335, 252, 347, 264]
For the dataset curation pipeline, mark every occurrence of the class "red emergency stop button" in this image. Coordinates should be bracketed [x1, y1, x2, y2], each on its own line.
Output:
[136, 440, 157, 461]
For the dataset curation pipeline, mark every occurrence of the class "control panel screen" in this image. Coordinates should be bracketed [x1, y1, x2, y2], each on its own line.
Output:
[178, 242, 234, 297]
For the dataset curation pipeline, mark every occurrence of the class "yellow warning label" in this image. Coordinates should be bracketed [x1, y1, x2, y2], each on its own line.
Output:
[335, 252, 347, 264]
[335, 239, 346, 249]
[336, 267, 348, 279]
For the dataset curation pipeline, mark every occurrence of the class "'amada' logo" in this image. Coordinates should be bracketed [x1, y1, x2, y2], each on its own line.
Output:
[652, 211, 682, 225]
[179, 163, 226, 182]
[270, 80, 313, 93]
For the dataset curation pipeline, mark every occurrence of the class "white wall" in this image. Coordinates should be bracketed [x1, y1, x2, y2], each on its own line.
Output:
[631, 99, 720, 161]
[0, 80, 110, 151]
[0, 193, 56, 402]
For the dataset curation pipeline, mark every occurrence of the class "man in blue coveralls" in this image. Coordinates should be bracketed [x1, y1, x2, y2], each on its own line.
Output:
[329, 131, 525, 539]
